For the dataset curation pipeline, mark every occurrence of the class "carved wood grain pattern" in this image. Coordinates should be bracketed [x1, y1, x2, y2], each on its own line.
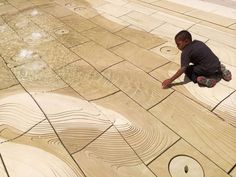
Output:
[93, 91, 179, 164]
[102, 61, 173, 109]
[33, 92, 112, 153]
[73, 126, 156, 177]
[150, 92, 236, 172]
[0, 120, 85, 177]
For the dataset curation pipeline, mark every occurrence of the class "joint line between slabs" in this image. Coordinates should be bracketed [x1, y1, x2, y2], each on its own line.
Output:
[0, 153, 10, 177]
[2, 59, 87, 177]
[71, 124, 113, 155]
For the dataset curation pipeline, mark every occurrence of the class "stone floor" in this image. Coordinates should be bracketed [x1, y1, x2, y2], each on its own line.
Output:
[0, 0, 236, 176]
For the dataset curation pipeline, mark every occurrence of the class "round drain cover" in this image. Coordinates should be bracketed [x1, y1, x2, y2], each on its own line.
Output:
[169, 155, 204, 177]
[160, 46, 179, 55]
[54, 29, 69, 35]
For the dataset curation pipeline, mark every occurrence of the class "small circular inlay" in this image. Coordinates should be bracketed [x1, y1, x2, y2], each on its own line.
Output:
[160, 46, 179, 55]
[54, 29, 69, 35]
[169, 155, 204, 177]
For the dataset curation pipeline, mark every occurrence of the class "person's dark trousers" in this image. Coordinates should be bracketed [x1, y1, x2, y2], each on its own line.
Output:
[185, 65, 198, 83]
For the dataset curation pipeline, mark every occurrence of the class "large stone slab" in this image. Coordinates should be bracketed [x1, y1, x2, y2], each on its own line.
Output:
[90, 14, 129, 32]
[71, 41, 123, 71]
[102, 61, 173, 109]
[110, 42, 169, 72]
[0, 119, 85, 177]
[214, 92, 236, 127]
[150, 62, 234, 110]
[56, 60, 118, 100]
[60, 14, 97, 32]
[11, 60, 67, 92]
[116, 27, 166, 49]
[50, 25, 90, 48]
[32, 91, 112, 153]
[149, 139, 231, 177]
[149, 92, 236, 172]
[120, 11, 164, 32]
[34, 40, 80, 70]
[0, 57, 18, 90]
[73, 126, 156, 177]
[92, 91, 179, 164]
[0, 85, 45, 143]
[81, 27, 126, 49]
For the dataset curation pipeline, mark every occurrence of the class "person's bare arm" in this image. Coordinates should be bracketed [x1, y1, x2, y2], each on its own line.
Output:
[162, 66, 186, 88]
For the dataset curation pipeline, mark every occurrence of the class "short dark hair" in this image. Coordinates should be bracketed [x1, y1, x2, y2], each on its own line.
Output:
[175, 30, 192, 41]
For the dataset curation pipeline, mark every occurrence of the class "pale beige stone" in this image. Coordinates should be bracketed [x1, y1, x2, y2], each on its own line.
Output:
[71, 41, 123, 71]
[32, 92, 112, 153]
[56, 60, 118, 100]
[149, 92, 236, 172]
[0, 160, 7, 177]
[110, 42, 169, 72]
[8, 1, 35, 10]
[0, 86, 45, 142]
[81, 27, 126, 49]
[120, 11, 164, 32]
[50, 26, 90, 48]
[102, 61, 173, 109]
[73, 126, 156, 177]
[229, 23, 236, 30]
[150, 62, 234, 110]
[0, 4, 18, 15]
[214, 92, 236, 127]
[189, 23, 236, 48]
[74, 7, 100, 19]
[0, 23, 19, 43]
[186, 9, 236, 27]
[231, 167, 236, 177]
[0, 120, 85, 177]
[152, 0, 193, 13]
[94, 3, 132, 17]
[151, 11, 195, 29]
[207, 40, 236, 67]
[151, 23, 208, 42]
[116, 27, 166, 49]
[151, 41, 180, 64]
[149, 139, 230, 177]
[60, 14, 97, 32]
[93, 92, 179, 164]
[123, 2, 157, 15]
[90, 14, 129, 32]
[30, 13, 65, 32]
[11, 60, 67, 92]
[0, 57, 18, 90]
[35, 40, 80, 70]
[41, 4, 73, 18]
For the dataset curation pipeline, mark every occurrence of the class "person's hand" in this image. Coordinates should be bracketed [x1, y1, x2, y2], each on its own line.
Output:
[162, 79, 172, 89]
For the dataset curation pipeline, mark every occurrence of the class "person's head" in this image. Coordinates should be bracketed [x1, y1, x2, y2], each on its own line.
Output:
[175, 30, 192, 51]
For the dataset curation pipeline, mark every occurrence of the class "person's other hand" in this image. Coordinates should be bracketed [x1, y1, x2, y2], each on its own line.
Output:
[162, 79, 172, 89]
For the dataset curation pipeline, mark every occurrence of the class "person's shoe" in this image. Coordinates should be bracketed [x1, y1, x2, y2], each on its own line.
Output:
[197, 76, 216, 88]
[220, 64, 232, 81]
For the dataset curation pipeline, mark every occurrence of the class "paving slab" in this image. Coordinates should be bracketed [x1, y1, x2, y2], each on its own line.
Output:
[149, 139, 231, 177]
[110, 41, 169, 72]
[102, 61, 173, 109]
[81, 27, 127, 49]
[73, 126, 156, 177]
[92, 91, 179, 164]
[32, 90, 112, 153]
[0, 119, 85, 177]
[149, 91, 236, 172]
[56, 60, 118, 100]
[150, 62, 234, 110]
[71, 41, 123, 71]
[0, 85, 45, 143]
[0, 57, 18, 90]
[116, 27, 166, 49]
